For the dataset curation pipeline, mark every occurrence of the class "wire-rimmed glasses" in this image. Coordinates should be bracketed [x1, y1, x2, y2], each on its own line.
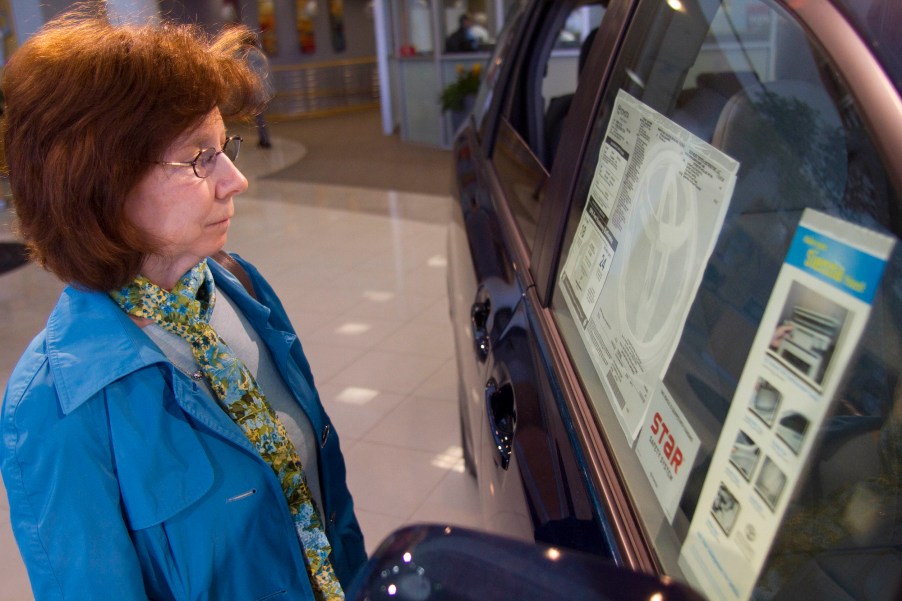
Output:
[157, 135, 242, 178]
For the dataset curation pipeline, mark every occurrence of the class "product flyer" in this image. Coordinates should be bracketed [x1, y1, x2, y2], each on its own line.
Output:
[635, 385, 701, 522]
[678, 209, 896, 601]
[559, 89, 739, 441]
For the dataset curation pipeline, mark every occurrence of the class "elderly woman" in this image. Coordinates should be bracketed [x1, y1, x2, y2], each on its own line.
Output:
[0, 11, 366, 601]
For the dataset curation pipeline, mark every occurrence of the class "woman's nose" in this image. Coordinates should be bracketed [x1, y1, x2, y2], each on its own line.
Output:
[216, 154, 249, 198]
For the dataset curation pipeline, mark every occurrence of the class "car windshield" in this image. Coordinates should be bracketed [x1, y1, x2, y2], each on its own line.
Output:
[833, 0, 901, 93]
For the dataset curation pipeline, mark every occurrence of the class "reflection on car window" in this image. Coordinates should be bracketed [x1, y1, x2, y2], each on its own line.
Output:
[473, 0, 529, 130]
[441, 0, 499, 53]
[550, 0, 900, 599]
[491, 1, 606, 253]
[508, 3, 605, 166]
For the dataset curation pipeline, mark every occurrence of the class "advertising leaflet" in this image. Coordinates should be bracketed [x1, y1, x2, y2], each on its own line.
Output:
[678, 209, 896, 601]
[635, 384, 701, 522]
[559, 89, 739, 440]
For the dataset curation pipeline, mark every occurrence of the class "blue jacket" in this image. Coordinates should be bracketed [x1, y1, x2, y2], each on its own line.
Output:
[1, 255, 367, 600]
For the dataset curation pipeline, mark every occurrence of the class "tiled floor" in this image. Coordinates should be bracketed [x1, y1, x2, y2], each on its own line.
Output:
[0, 121, 481, 599]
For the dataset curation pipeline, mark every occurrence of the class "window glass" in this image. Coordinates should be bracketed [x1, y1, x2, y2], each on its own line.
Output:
[543, 5, 603, 165]
[550, 0, 901, 599]
[473, 0, 528, 129]
[442, 0, 497, 52]
[504, 3, 605, 165]
[490, 1, 605, 252]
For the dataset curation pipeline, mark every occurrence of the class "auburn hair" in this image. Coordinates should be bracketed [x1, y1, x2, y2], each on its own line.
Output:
[1, 8, 265, 290]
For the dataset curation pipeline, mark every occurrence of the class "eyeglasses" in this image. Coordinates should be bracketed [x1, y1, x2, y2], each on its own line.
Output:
[157, 135, 242, 178]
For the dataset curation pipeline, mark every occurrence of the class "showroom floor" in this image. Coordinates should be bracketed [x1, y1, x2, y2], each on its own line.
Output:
[0, 114, 481, 598]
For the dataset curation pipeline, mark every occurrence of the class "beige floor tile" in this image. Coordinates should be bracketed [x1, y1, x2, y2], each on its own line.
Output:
[364, 396, 462, 454]
[317, 382, 407, 442]
[328, 351, 446, 396]
[412, 359, 459, 403]
[305, 315, 401, 352]
[410, 468, 484, 531]
[379, 320, 455, 360]
[343, 441, 450, 519]
[353, 509, 407, 557]
[303, 343, 367, 384]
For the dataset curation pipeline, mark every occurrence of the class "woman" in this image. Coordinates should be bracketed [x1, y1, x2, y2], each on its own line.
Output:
[0, 10, 366, 601]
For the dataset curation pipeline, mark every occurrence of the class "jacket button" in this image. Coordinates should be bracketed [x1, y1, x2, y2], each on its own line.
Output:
[320, 424, 330, 447]
[329, 511, 337, 526]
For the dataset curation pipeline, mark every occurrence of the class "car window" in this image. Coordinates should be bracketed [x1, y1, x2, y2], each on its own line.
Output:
[504, 3, 605, 166]
[549, 0, 901, 599]
[490, 1, 606, 252]
[473, 0, 529, 133]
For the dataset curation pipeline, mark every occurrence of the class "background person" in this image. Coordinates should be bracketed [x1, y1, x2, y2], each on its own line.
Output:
[245, 38, 274, 148]
[0, 9, 365, 600]
[469, 12, 491, 47]
[445, 13, 478, 53]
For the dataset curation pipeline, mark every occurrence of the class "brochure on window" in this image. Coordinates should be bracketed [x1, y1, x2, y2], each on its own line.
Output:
[559, 89, 739, 441]
[678, 209, 895, 601]
[634, 384, 702, 522]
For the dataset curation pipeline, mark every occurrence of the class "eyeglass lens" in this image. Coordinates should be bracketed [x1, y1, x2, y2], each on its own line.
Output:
[223, 136, 241, 162]
[195, 137, 242, 178]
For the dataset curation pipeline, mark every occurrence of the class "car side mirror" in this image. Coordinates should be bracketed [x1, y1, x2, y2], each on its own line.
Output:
[346, 524, 706, 601]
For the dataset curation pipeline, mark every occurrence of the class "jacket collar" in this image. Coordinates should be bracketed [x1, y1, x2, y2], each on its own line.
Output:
[46, 286, 168, 415]
[46, 258, 269, 415]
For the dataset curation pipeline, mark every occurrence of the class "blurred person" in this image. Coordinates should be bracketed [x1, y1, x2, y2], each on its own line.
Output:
[469, 12, 491, 47]
[245, 36, 274, 148]
[445, 13, 478, 53]
[0, 8, 365, 600]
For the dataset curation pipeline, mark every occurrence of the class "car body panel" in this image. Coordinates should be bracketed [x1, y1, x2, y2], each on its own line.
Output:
[346, 524, 705, 601]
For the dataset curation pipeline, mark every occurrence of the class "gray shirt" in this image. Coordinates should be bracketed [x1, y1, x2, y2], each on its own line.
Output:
[142, 287, 323, 512]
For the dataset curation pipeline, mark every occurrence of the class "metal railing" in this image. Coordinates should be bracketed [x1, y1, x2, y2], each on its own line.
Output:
[267, 57, 380, 118]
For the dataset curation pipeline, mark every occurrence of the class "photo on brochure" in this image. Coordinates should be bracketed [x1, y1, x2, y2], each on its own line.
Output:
[775, 411, 809, 455]
[753, 456, 788, 511]
[748, 377, 782, 427]
[767, 281, 849, 390]
[728, 430, 761, 482]
[711, 483, 741, 536]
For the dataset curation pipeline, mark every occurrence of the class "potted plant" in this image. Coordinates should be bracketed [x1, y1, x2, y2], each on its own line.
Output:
[441, 63, 482, 131]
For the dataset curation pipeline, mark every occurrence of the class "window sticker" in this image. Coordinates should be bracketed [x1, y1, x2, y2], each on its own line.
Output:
[559, 89, 740, 440]
[635, 384, 701, 522]
[678, 209, 896, 601]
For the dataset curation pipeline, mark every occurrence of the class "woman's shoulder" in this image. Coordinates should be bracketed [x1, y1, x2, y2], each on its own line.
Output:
[3, 329, 51, 411]
[1, 329, 106, 469]
[4, 286, 168, 425]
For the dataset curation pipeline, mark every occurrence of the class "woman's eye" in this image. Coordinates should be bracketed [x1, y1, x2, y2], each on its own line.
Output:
[199, 148, 218, 165]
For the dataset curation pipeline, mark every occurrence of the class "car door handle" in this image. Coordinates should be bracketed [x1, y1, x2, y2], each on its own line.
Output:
[485, 378, 515, 470]
[471, 299, 491, 360]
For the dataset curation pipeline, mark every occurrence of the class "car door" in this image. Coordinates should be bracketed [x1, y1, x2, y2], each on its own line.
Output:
[449, 0, 623, 554]
[447, 0, 530, 526]
[531, 0, 902, 598]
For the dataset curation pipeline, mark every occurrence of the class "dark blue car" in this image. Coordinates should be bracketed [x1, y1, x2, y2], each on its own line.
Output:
[446, 0, 902, 598]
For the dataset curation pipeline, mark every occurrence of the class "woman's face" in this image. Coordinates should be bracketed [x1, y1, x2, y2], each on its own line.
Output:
[125, 108, 248, 288]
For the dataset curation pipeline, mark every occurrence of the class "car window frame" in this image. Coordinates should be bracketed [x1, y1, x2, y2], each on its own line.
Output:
[531, 0, 637, 306]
